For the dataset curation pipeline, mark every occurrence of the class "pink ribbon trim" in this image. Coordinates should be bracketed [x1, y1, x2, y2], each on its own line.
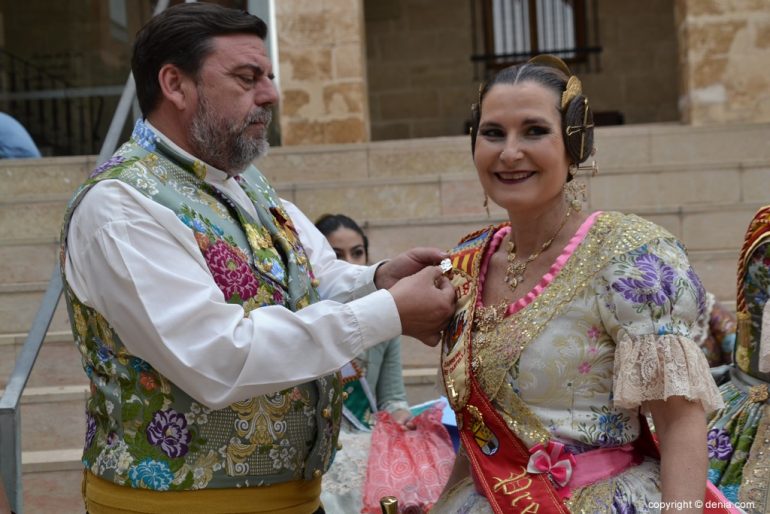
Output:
[527, 441, 642, 499]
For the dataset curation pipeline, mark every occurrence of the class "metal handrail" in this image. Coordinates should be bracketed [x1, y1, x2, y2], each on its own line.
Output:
[0, 2, 171, 511]
[0, 268, 63, 514]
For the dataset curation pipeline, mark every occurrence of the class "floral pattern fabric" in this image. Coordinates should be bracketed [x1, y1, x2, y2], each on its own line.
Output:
[436, 212, 720, 513]
[60, 119, 342, 492]
[706, 231, 770, 513]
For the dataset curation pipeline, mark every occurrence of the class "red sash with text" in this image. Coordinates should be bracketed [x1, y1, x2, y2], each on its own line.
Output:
[459, 376, 569, 514]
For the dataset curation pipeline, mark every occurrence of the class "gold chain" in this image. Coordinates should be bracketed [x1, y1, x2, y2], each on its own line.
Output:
[504, 206, 572, 291]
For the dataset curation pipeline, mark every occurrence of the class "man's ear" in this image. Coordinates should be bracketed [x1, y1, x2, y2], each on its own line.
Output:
[157, 63, 195, 111]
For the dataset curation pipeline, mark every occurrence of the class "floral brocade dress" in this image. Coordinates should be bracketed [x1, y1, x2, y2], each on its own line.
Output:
[434, 212, 723, 513]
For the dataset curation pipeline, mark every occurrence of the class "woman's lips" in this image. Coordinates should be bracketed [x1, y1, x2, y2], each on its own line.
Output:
[494, 171, 536, 183]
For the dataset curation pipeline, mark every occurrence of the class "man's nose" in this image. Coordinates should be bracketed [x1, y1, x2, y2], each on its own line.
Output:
[256, 79, 279, 107]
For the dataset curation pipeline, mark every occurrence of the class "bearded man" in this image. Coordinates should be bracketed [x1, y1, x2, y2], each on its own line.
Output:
[60, 4, 455, 513]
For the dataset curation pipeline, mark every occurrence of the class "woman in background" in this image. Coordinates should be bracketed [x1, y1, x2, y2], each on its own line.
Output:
[315, 213, 412, 513]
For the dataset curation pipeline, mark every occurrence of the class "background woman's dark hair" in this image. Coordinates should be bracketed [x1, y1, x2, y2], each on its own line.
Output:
[470, 58, 594, 168]
[315, 213, 369, 259]
[132, 3, 267, 116]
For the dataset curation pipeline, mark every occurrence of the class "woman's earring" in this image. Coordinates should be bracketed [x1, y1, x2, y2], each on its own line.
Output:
[483, 194, 490, 218]
[564, 165, 585, 212]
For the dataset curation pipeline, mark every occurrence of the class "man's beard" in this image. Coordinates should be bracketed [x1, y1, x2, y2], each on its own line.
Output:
[189, 93, 272, 175]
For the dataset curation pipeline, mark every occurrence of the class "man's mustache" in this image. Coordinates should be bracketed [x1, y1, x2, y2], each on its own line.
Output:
[245, 108, 272, 127]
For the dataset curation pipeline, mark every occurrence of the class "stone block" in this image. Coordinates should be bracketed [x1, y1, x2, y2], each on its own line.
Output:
[281, 89, 311, 117]
[650, 124, 770, 164]
[404, 374, 443, 406]
[324, 118, 368, 144]
[0, 201, 66, 241]
[0, 336, 85, 392]
[0, 241, 59, 284]
[277, 13, 332, 48]
[379, 89, 440, 121]
[21, 395, 86, 451]
[366, 63, 411, 93]
[593, 127, 652, 169]
[333, 43, 365, 79]
[681, 207, 757, 251]
[323, 83, 366, 115]
[440, 177, 491, 217]
[279, 48, 332, 83]
[589, 167, 741, 210]
[439, 86, 477, 118]
[634, 212, 683, 240]
[0, 290, 71, 334]
[412, 119, 467, 139]
[367, 139, 473, 178]
[377, 32, 437, 63]
[282, 121, 326, 146]
[370, 122, 411, 141]
[0, 156, 91, 201]
[400, 335, 441, 369]
[740, 165, 770, 203]
[688, 250, 740, 300]
[259, 146, 369, 184]
[293, 181, 441, 223]
[22, 468, 85, 514]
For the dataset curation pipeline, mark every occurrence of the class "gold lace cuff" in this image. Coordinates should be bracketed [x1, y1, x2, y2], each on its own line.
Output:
[613, 333, 724, 414]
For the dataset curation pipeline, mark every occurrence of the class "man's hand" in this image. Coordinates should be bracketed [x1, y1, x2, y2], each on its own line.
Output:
[388, 265, 456, 347]
[375, 247, 447, 290]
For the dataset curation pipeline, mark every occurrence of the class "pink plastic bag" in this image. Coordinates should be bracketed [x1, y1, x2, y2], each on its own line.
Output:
[361, 404, 455, 513]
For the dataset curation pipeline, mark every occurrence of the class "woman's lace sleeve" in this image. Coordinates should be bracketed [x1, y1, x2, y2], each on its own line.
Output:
[613, 333, 723, 413]
[597, 234, 724, 414]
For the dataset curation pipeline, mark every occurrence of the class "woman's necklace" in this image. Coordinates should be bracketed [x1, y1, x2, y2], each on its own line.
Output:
[504, 206, 572, 291]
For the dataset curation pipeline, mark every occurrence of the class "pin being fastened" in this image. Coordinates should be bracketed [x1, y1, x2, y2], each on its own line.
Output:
[440, 258, 454, 278]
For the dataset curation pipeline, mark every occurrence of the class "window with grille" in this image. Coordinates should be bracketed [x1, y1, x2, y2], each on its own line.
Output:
[472, 0, 600, 76]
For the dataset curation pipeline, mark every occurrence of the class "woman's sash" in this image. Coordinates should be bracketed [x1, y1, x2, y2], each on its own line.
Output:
[441, 226, 569, 513]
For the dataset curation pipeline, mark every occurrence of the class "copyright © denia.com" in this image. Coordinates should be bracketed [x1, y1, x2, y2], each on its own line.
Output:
[646, 500, 755, 510]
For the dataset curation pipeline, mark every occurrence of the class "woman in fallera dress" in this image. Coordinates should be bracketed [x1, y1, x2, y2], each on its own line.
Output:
[432, 55, 727, 513]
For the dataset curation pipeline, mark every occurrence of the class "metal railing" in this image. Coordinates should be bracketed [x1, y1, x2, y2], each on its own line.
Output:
[470, 0, 602, 78]
[0, 2, 170, 510]
[0, 269, 62, 514]
[0, 48, 114, 156]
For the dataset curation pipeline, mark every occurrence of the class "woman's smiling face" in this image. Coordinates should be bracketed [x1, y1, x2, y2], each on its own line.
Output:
[473, 81, 570, 216]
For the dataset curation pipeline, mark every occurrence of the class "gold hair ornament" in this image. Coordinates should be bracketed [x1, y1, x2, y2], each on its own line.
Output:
[561, 75, 583, 111]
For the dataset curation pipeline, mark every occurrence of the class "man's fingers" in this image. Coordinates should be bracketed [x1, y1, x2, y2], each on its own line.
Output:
[421, 333, 440, 347]
[409, 247, 449, 266]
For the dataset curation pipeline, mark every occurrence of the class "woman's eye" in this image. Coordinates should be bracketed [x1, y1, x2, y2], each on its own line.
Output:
[352, 249, 365, 258]
[526, 126, 550, 136]
[334, 250, 344, 259]
[480, 127, 504, 138]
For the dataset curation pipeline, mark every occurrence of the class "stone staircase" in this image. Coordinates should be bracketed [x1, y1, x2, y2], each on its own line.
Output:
[2, 122, 770, 512]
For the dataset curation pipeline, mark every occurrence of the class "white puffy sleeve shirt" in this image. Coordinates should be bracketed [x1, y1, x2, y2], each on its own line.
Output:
[64, 161, 401, 410]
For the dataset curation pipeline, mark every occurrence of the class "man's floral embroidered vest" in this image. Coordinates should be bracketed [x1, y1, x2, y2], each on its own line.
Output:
[59, 121, 342, 491]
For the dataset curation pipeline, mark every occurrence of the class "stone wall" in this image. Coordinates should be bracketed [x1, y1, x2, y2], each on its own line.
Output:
[364, 0, 680, 141]
[581, 0, 679, 125]
[676, 0, 770, 125]
[364, 0, 476, 141]
[275, 0, 370, 145]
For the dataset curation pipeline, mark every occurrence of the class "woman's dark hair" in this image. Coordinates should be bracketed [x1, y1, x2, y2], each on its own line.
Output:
[131, 3, 268, 116]
[470, 55, 594, 167]
[315, 214, 369, 260]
